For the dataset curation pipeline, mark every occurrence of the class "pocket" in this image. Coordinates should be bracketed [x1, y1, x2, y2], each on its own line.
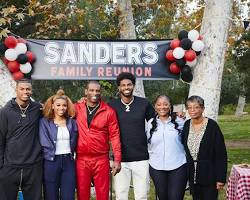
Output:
[43, 159, 58, 182]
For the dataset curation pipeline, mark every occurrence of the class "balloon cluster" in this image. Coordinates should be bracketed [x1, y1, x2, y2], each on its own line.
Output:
[165, 30, 204, 83]
[0, 36, 35, 80]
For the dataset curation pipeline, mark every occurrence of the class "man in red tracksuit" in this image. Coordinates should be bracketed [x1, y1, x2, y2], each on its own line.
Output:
[75, 81, 122, 200]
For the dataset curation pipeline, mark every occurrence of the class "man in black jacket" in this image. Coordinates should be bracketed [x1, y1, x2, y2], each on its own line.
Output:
[0, 79, 43, 200]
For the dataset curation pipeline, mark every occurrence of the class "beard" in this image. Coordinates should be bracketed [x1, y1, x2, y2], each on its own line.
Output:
[120, 90, 133, 98]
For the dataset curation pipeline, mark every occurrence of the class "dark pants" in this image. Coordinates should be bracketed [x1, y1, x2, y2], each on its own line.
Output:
[149, 164, 187, 200]
[43, 154, 76, 200]
[192, 184, 218, 200]
[0, 163, 42, 200]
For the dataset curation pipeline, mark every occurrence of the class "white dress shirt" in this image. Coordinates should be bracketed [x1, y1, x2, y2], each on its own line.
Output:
[147, 116, 186, 170]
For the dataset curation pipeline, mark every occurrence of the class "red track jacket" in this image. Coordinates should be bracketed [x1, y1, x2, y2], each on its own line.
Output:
[75, 100, 121, 162]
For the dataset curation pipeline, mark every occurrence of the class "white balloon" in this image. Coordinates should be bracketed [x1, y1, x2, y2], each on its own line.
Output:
[192, 40, 205, 52]
[173, 47, 185, 59]
[5, 49, 18, 61]
[186, 58, 197, 67]
[14, 43, 27, 54]
[188, 30, 199, 41]
[20, 62, 32, 74]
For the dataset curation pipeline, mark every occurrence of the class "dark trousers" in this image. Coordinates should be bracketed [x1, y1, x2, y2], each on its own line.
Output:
[149, 164, 187, 200]
[192, 184, 218, 200]
[0, 163, 42, 200]
[43, 154, 76, 200]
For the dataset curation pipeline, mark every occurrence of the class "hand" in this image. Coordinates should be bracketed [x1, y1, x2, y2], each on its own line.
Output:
[216, 182, 225, 190]
[111, 161, 121, 176]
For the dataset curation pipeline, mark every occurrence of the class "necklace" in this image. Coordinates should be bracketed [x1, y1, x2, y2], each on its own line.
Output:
[121, 97, 134, 112]
[87, 102, 100, 115]
[18, 103, 30, 118]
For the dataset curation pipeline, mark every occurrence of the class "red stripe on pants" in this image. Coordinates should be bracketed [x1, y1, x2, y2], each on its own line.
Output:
[76, 157, 110, 200]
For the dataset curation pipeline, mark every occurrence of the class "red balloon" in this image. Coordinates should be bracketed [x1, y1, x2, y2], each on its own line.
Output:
[26, 51, 35, 63]
[3, 57, 9, 65]
[165, 50, 175, 62]
[12, 71, 24, 80]
[4, 36, 18, 48]
[8, 61, 20, 73]
[169, 62, 181, 74]
[170, 39, 180, 49]
[17, 38, 27, 43]
[184, 50, 196, 62]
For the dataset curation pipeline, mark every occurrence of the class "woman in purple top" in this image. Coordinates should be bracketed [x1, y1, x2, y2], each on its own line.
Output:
[39, 90, 78, 200]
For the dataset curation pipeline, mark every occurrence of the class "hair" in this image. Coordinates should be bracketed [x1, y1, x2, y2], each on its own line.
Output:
[86, 80, 101, 89]
[43, 89, 75, 119]
[116, 72, 136, 86]
[185, 95, 205, 109]
[16, 78, 32, 86]
[148, 95, 179, 144]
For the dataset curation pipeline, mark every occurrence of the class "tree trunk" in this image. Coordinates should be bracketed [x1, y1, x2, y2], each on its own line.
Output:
[235, 95, 246, 117]
[0, 60, 16, 108]
[188, 0, 233, 120]
[117, 0, 145, 97]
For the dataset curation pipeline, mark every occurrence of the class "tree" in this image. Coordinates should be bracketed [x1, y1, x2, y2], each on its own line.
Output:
[188, 0, 233, 120]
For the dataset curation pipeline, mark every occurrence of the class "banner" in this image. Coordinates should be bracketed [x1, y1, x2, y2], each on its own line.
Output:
[28, 39, 178, 80]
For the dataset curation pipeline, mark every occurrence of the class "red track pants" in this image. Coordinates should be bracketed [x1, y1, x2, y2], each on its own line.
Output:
[76, 156, 110, 200]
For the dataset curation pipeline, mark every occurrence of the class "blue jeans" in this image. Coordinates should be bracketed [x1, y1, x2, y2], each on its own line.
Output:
[43, 154, 75, 200]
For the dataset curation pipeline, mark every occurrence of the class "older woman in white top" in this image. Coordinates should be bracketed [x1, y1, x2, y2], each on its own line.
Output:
[147, 95, 187, 200]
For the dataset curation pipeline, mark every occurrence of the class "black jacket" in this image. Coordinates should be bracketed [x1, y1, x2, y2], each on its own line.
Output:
[182, 118, 227, 188]
[0, 98, 42, 168]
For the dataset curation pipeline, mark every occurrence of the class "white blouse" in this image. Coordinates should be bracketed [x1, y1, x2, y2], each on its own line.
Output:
[147, 116, 186, 170]
[55, 126, 71, 155]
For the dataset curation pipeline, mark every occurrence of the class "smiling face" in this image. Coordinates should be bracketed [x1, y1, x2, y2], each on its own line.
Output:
[85, 82, 101, 105]
[186, 101, 204, 119]
[16, 82, 32, 103]
[118, 79, 134, 98]
[52, 98, 67, 118]
[155, 96, 171, 118]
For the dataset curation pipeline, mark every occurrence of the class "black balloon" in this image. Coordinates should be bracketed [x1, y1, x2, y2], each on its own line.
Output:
[178, 30, 188, 40]
[17, 54, 28, 64]
[0, 43, 7, 55]
[196, 51, 201, 56]
[181, 65, 193, 82]
[180, 38, 192, 50]
[176, 58, 186, 68]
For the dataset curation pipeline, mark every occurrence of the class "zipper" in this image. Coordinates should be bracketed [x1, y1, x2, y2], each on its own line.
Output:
[19, 169, 23, 191]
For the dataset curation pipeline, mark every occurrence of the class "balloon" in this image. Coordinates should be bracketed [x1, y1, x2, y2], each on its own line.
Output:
[169, 62, 181, 74]
[5, 49, 18, 61]
[173, 47, 185, 59]
[3, 57, 10, 65]
[186, 58, 197, 67]
[178, 30, 188, 40]
[4, 36, 18, 48]
[170, 39, 180, 49]
[176, 58, 186, 68]
[165, 50, 175, 62]
[0, 43, 7, 54]
[181, 65, 193, 82]
[20, 63, 32, 74]
[14, 43, 27, 54]
[7, 61, 20, 73]
[17, 38, 27, 43]
[192, 40, 205, 52]
[181, 71, 193, 83]
[17, 54, 28, 64]
[184, 50, 196, 61]
[180, 38, 192, 50]
[26, 51, 35, 63]
[188, 30, 199, 41]
[12, 71, 24, 81]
